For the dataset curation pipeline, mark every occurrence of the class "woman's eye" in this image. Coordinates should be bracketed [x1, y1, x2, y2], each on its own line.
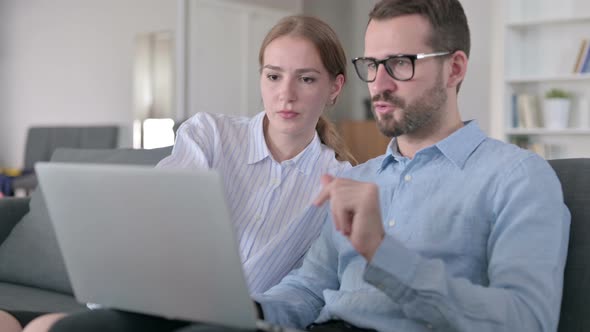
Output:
[267, 74, 279, 81]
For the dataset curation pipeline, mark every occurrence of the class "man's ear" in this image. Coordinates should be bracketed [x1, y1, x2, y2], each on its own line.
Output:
[446, 51, 468, 90]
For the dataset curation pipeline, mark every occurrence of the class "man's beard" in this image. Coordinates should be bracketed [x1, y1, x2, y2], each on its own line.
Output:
[372, 72, 447, 138]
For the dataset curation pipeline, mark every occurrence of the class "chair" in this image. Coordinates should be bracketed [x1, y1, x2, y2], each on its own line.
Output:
[548, 158, 590, 332]
[9, 126, 119, 195]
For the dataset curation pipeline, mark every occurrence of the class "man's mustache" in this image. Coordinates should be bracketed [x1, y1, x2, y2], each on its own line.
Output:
[372, 92, 405, 109]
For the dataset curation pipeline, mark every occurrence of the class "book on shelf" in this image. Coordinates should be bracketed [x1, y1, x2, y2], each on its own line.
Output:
[582, 46, 590, 73]
[512, 93, 541, 128]
[573, 39, 590, 74]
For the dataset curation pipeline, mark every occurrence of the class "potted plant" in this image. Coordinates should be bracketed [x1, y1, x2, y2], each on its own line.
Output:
[543, 88, 572, 129]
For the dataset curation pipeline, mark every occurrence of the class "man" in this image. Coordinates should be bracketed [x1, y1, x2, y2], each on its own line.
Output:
[251, 0, 570, 331]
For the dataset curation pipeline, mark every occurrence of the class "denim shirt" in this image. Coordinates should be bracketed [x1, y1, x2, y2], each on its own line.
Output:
[254, 121, 570, 332]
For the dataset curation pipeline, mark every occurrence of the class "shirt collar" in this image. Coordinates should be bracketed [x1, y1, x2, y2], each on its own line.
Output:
[435, 120, 486, 169]
[247, 112, 271, 164]
[378, 140, 399, 172]
[378, 120, 486, 171]
[291, 132, 322, 175]
[247, 112, 323, 175]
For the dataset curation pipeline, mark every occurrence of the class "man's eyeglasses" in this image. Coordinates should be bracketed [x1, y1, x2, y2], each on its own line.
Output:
[352, 51, 451, 82]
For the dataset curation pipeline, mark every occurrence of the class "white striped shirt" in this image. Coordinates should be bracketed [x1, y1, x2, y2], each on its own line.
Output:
[156, 112, 351, 294]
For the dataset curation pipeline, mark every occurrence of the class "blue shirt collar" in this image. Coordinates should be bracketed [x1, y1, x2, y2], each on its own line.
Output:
[435, 120, 486, 169]
[379, 120, 486, 171]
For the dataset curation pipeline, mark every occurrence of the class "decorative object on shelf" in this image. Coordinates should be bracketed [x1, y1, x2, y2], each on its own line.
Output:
[543, 88, 572, 129]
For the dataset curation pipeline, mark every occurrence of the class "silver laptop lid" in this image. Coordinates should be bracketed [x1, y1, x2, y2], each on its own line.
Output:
[36, 162, 257, 330]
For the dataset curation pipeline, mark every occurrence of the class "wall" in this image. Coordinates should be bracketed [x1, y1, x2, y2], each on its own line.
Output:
[225, 0, 302, 12]
[302, 0, 354, 121]
[0, 0, 176, 168]
[489, 1, 505, 140]
[0, 1, 8, 167]
[348, 0, 380, 121]
[459, 0, 493, 134]
[302, 0, 378, 121]
[183, 0, 295, 119]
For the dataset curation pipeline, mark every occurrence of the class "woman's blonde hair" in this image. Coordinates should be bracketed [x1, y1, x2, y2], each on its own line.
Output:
[259, 15, 357, 164]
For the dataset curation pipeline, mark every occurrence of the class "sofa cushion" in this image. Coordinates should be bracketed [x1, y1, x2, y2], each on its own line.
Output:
[0, 198, 30, 244]
[0, 147, 172, 295]
[0, 282, 85, 312]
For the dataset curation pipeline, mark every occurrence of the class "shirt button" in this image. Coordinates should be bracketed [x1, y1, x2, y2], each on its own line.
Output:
[426, 324, 433, 329]
[254, 215, 262, 221]
[388, 219, 396, 227]
[404, 174, 412, 182]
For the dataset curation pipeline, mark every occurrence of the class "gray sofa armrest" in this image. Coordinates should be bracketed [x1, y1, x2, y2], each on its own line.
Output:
[0, 198, 31, 244]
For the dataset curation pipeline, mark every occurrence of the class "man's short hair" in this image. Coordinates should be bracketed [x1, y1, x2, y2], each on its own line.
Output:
[369, 0, 471, 59]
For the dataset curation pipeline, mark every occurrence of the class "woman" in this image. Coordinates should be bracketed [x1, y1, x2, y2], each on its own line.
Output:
[0, 14, 354, 332]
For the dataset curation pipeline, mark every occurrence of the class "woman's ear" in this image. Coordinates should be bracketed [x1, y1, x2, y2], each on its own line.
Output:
[446, 51, 468, 90]
[329, 74, 345, 103]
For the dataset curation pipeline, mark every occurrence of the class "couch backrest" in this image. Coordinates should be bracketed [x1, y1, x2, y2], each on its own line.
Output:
[548, 158, 590, 332]
[23, 126, 119, 169]
[0, 146, 172, 294]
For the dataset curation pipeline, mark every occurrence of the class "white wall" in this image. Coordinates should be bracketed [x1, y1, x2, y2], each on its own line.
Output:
[348, 0, 380, 121]
[489, 1, 505, 140]
[303, 0, 354, 121]
[459, 0, 493, 134]
[0, 0, 176, 168]
[224, 0, 302, 13]
[184, 0, 295, 119]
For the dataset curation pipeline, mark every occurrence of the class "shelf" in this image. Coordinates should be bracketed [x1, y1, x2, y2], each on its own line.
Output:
[506, 128, 590, 136]
[505, 74, 590, 84]
[507, 15, 590, 28]
[501, 0, 590, 159]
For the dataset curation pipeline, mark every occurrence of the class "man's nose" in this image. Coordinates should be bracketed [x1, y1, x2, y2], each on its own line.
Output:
[369, 64, 398, 97]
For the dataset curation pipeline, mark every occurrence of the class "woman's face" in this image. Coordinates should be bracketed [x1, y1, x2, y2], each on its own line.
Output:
[260, 35, 343, 140]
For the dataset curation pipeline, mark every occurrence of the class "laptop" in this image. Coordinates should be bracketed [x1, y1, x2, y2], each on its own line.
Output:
[36, 162, 303, 331]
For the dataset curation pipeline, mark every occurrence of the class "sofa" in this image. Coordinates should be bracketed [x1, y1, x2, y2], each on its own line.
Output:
[0, 151, 587, 331]
[0, 146, 172, 312]
[8, 126, 120, 196]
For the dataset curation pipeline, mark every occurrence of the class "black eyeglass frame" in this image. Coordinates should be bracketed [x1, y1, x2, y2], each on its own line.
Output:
[352, 51, 452, 82]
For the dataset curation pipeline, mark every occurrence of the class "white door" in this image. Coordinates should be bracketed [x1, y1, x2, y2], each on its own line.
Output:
[185, 0, 294, 118]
